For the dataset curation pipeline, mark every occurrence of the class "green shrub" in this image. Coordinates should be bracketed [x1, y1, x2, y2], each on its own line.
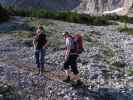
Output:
[5, 6, 133, 25]
[15, 31, 33, 39]
[87, 16, 110, 26]
[118, 27, 133, 35]
[84, 34, 93, 42]
[128, 68, 133, 76]
[112, 61, 126, 68]
[5, 7, 112, 26]
[103, 48, 114, 58]
[14, 31, 33, 47]
[104, 15, 133, 24]
[0, 4, 9, 22]
[0, 82, 22, 100]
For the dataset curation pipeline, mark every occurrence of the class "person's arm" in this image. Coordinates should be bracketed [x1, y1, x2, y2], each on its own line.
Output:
[43, 34, 48, 48]
[43, 41, 48, 48]
[65, 47, 70, 61]
[65, 38, 71, 61]
[33, 38, 36, 50]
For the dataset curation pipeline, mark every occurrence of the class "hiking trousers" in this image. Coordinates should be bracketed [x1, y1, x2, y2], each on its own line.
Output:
[35, 48, 45, 69]
[64, 54, 79, 75]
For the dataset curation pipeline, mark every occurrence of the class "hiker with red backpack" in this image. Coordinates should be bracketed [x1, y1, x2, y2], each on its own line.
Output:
[62, 31, 84, 86]
[33, 25, 48, 75]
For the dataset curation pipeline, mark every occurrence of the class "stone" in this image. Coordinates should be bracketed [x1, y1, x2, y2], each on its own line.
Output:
[0, 94, 4, 100]
[64, 95, 71, 100]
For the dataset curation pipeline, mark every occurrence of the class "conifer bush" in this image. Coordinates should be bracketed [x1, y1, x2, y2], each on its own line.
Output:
[0, 4, 9, 22]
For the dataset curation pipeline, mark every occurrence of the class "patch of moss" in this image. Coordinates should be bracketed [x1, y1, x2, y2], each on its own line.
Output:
[21, 38, 33, 47]
[14, 31, 33, 47]
[14, 31, 33, 39]
[118, 27, 133, 35]
[101, 15, 133, 24]
[112, 61, 126, 68]
[100, 45, 115, 66]
[0, 82, 21, 100]
[84, 34, 93, 42]
[128, 68, 133, 76]
[102, 47, 114, 57]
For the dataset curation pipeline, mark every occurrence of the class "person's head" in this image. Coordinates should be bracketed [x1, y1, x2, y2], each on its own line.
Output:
[36, 25, 44, 35]
[90, 30, 95, 34]
[62, 31, 70, 39]
[90, 30, 96, 37]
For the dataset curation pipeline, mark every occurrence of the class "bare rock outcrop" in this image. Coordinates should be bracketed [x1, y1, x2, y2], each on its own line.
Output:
[0, 0, 132, 15]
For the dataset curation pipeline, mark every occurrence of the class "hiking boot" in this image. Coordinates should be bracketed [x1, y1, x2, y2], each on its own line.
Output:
[39, 72, 43, 76]
[76, 80, 83, 86]
[72, 80, 83, 88]
[72, 80, 83, 87]
[36, 68, 41, 75]
[63, 76, 70, 83]
[41, 69, 44, 74]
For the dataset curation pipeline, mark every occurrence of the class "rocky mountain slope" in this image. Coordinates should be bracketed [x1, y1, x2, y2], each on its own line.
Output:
[0, 16, 133, 100]
[0, 0, 132, 15]
[128, 6, 133, 16]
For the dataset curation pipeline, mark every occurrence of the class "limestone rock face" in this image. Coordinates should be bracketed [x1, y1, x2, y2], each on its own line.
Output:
[0, 0, 132, 15]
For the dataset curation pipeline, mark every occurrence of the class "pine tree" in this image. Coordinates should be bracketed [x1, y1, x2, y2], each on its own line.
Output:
[0, 3, 9, 22]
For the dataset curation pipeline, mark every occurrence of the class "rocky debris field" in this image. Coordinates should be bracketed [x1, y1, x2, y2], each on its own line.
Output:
[0, 16, 133, 100]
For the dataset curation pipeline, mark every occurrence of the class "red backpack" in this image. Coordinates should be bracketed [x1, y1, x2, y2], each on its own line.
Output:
[72, 33, 84, 54]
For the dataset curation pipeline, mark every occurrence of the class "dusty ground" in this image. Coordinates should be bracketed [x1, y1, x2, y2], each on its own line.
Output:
[0, 16, 133, 100]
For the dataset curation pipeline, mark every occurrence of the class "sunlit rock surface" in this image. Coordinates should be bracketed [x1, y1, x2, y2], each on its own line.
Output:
[0, 0, 132, 15]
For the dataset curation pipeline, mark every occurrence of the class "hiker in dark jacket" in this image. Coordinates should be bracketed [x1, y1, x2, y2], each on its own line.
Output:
[62, 32, 82, 86]
[33, 25, 48, 75]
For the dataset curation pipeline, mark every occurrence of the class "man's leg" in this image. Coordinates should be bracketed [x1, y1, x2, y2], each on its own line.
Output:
[35, 49, 41, 74]
[72, 66, 82, 82]
[63, 61, 71, 82]
[72, 66, 83, 86]
[40, 48, 45, 73]
[71, 55, 82, 85]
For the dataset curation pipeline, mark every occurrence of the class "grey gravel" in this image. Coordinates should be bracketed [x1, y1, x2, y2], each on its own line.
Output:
[0, 17, 133, 100]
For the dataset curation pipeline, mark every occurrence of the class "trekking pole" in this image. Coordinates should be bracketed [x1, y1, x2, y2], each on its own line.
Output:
[32, 39, 36, 63]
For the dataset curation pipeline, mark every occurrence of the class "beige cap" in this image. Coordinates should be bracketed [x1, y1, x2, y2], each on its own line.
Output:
[62, 31, 69, 36]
